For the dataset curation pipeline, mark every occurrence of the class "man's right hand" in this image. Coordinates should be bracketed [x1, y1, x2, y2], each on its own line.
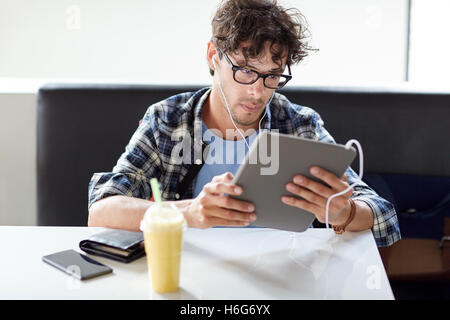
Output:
[183, 172, 257, 228]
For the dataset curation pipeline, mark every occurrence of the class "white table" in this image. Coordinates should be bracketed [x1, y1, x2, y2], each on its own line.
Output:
[0, 226, 394, 299]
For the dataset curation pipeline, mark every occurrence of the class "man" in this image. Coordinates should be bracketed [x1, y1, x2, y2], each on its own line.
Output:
[88, 0, 400, 247]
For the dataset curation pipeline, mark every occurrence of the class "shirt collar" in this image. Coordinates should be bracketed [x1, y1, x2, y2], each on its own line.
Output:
[192, 87, 211, 148]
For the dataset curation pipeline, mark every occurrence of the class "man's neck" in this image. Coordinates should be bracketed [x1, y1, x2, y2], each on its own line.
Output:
[202, 87, 260, 141]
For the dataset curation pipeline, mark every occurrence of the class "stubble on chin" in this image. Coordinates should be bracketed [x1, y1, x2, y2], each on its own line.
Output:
[229, 107, 262, 127]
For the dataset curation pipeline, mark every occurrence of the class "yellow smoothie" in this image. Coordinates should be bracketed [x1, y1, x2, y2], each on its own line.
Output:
[141, 203, 185, 293]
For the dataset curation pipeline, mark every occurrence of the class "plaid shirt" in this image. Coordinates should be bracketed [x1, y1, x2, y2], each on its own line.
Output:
[88, 87, 401, 247]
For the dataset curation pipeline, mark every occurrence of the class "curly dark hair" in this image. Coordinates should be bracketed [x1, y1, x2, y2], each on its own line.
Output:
[210, 0, 317, 75]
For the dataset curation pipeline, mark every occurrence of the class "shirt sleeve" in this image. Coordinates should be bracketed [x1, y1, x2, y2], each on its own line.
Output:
[313, 111, 401, 247]
[88, 107, 163, 209]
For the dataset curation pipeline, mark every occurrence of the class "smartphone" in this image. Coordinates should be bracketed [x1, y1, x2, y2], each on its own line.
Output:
[42, 249, 113, 280]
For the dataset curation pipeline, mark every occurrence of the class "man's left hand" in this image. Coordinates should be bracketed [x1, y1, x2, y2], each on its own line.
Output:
[281, 166, 353, 225]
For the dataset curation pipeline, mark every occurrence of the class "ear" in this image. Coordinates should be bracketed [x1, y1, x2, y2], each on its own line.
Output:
[206, 41, 218, 71]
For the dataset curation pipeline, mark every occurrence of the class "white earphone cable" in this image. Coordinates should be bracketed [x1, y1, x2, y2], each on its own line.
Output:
[324, 139, 364, 228]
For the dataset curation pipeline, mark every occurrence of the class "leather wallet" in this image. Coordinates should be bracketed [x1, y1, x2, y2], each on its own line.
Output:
[79, 229, 145, 263]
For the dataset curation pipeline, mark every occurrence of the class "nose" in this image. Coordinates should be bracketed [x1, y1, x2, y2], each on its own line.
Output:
[248, 77, 265, 100]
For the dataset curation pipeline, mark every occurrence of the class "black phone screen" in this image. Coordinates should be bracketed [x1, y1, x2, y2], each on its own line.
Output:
[42, 249, 113, 280]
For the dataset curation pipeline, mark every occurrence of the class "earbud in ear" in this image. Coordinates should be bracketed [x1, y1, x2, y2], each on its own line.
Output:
[212, 54, 217, 68]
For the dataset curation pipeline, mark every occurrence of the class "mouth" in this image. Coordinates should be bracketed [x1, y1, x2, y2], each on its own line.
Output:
[241, 103, 261, 113]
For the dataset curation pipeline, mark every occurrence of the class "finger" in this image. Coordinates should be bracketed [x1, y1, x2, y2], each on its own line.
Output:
[341, 173, 348, 182]
[281, 196, 330, 223]
[285, 183, 349, 214]
[322, 193, 352, 212]
[343, 187, 354, 198]
[207, 206, 256, 223]
[281, 196, 321, 216]
[202, 216, 250, 228]
[224, 172, 234, 181]
[215, 195, 255, 212]
[212, 172, 234, 183]
[203, 181, 242, 196]
[310, 166, 348, 191]
[292, 175, 353, 200]
[281, 193, 351, 225]
[292, 175, 335, 199]
[286, 183, 327, 207]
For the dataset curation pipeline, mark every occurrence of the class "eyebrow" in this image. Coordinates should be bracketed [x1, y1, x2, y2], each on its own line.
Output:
[236, 59, 284, 73]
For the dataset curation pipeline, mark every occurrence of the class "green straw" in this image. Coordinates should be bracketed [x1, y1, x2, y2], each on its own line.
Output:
[150, 178, 162, 207]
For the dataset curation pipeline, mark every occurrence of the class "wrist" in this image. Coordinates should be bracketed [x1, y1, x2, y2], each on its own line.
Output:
[332, 199, 356, 234]
[171, 199, 194, 226]
[333, 199, 352, 226]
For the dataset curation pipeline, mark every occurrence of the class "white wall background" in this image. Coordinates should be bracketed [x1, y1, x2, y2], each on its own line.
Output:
[0, 93, 36, 225]
[409, 0, 450, 83]
[0, 0, 410, 225]
[0, 0, 409, 84]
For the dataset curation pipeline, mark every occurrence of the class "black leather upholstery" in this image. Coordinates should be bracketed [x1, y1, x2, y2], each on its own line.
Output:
[37, 84, 202, 226]
[36, 84, 450, 226]
[280, 86, 450, 176]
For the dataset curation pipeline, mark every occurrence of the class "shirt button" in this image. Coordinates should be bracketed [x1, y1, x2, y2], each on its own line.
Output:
[175, 193, 180, 199]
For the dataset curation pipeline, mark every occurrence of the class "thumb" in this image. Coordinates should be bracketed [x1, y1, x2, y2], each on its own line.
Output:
[212, 171, 234, 183]
[224, 171, 234, 181]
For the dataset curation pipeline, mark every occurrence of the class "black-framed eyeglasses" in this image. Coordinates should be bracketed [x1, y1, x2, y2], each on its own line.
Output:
[219, 49, 292, 89]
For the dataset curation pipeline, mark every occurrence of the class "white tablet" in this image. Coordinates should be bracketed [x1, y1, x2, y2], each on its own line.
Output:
[231, 131, 357, 232]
